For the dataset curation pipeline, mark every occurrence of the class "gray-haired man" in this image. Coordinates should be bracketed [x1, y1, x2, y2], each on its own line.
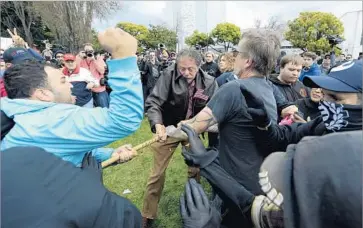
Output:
[142, 48, 218, 227]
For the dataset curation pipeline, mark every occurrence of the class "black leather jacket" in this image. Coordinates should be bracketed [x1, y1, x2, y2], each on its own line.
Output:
[145, 63, 218, 133]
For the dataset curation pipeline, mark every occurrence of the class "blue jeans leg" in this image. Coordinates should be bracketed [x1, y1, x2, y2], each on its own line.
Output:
[93, 91, 110, 108]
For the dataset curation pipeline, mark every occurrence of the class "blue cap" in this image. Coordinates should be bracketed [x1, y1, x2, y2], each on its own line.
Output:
[3, 47, 34, 65]
[303, 60, 362, 93]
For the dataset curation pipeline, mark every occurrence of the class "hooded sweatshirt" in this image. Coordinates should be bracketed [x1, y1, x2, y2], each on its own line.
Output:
[1, 57, 143, 167]
[298, 63, 321, 81]
[283, 131, 362, 228]
[269, 75, 309, 103]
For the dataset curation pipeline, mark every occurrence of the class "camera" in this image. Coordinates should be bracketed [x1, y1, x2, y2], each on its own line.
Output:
[85, 50, 94, 58]
[326, 35, 344, 46]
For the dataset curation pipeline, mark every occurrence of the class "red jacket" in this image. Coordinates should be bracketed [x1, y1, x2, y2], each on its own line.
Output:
[0, 79, 7, 97]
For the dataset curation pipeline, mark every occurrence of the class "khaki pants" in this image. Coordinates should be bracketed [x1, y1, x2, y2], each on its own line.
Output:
[142, 137, 199, 219]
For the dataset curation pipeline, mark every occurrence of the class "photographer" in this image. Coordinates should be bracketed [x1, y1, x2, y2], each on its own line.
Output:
[78, 43, 109, 108]
[142, 51, 161, 100]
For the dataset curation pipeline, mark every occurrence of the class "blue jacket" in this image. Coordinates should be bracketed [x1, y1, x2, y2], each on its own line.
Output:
[1, 57, 144, 166]
[299, 63, 321, 81]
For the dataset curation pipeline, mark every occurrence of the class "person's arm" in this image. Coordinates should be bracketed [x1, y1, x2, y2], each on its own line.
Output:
[256, 117, 326, 152]
[201, 160, 255, 215]
[94, 57, 106, 75]
[27, 48, 44, 62]
[92, 191, 142, 228]
[182, 81, 241, 134]
[145, 69, 171, 132]
[83, 68, 100, 87]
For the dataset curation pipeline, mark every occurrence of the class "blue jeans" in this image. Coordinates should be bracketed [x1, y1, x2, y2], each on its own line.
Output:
[93, 91, 110, 108]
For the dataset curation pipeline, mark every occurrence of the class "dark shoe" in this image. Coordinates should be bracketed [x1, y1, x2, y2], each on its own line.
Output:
[142, 217, 154, 228]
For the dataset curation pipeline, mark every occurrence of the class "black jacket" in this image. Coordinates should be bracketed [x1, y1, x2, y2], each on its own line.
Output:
[143, 61, 161, 89]
[201, 62, 220, 78]
[269, 75, 310, 102]
[145, 63, 218, 132]
[2, 147, 142, 228]
[295, 98, 320, 121]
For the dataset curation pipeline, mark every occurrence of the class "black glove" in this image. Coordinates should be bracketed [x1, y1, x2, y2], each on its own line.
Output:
[181, 124, 218, 168]
[81, 152, 103, 182]
[240, 84, 271, 128]
[180, 179, 221, 228]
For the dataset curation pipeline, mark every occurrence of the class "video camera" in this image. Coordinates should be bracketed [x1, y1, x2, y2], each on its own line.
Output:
[326, 35, 344, 46]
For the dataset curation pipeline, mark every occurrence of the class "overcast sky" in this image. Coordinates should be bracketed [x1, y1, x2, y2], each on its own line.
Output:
[93, 1, 362, 31]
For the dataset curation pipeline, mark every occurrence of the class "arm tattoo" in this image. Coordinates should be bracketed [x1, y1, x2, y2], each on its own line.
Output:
[185, 108, 217, 134]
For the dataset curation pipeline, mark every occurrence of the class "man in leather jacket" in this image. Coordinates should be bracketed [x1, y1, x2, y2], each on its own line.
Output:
[142, 48, 218, 227]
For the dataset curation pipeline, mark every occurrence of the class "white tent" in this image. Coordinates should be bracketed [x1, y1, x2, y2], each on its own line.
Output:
[1, 37, 13, 50]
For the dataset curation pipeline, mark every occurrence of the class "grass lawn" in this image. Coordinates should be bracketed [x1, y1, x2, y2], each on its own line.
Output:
[103, 117, 210, 228]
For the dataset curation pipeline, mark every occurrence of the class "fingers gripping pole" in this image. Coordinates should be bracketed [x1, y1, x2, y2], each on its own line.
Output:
[101, 137, 159, 168]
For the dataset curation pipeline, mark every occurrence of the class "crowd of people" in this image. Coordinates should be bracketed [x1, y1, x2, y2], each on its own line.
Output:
[0, 24, 362, 228]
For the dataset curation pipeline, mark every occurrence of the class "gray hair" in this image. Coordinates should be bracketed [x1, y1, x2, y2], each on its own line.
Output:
[238, 29, 281, 75]
[205, 51, 215, 58]
[176, 48, 203, 67]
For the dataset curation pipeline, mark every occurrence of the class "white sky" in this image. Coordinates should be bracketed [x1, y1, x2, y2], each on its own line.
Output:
[93, 1, 362, 31]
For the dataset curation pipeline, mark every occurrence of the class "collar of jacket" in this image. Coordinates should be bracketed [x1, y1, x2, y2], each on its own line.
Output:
[63, 65, 80, 76]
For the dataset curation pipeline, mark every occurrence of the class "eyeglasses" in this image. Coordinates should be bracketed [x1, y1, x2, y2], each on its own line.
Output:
[178, 67, 198, 74]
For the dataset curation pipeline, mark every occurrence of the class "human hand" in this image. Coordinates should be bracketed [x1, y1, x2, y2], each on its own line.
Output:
[240, 84, 271, 129]
[98, 27, 137, 59]
[155, 124, 167, 142]
[86, 82, 95, 90]
[291, 113, 307, 123]
[281, 105, 298, 118]
[7, 28, 26, 48]
[112, 144, 137, 163]
[180, 179, 221, 228]
[181, 124, 218, 168]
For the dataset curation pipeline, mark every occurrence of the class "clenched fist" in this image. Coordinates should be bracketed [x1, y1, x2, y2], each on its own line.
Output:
[98, 28, 137, 59]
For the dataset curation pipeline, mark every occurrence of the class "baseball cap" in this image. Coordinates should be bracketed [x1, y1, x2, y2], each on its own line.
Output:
[3, 47, 34, 64]
[303, 60, 362, 93]
[63, 54, 75, 61]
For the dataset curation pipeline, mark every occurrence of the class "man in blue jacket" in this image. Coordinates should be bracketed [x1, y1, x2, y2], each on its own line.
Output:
[1, 27, 144, 167]
[299, 51, 321, 81]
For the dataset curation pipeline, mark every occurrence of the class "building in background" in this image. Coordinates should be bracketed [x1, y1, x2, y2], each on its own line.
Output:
[339, 10, 362, 58]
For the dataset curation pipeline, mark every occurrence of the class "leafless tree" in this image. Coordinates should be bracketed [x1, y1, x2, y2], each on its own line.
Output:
[32, 1, 121, 53]
[253, 16, 286, 39]
[1, 1, 37, 45]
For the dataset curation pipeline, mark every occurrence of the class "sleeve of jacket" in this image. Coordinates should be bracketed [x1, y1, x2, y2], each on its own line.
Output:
[92, 191, 142, 228]
[145, 69, 172, 133]
[34, 57, 144, 163]
[200, 159, 255, 215]
[256, 116, 326, 152]
[272, 83, 294, 113]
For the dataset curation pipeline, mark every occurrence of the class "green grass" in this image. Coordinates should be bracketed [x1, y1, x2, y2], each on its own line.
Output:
[103, 117, 210, 228]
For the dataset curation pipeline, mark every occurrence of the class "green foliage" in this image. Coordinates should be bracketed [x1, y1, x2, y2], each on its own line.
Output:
[91, 29, 102, 52]
[144, 24, 177, 51]
[185, 30, 214, 48]
[104, 118, 212, 228]
[210, 22, 241, 51]
[285, 12, 344, 53]
[116, 22, 149, 48]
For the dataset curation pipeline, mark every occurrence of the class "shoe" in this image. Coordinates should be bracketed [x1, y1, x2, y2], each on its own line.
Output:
[142, 217, 154, 228]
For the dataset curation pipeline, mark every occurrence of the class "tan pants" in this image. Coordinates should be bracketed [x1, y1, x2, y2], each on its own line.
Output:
[142, 137, 199, 219]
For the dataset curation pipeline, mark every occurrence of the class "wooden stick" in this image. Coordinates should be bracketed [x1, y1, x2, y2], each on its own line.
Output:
[101, 137, 159, 168]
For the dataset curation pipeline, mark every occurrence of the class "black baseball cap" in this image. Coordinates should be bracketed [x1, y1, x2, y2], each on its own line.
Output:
[3, 47, 34, 64]
[303, 60, 362, 93]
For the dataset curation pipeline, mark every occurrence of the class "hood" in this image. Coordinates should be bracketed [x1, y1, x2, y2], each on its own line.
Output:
[283, 131, 362, 228]
[1, 97, 57, 118]
[269, 75, 291, 87]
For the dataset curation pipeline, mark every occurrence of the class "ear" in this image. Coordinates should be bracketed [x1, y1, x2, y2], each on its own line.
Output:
[245, 58, 254, 69]
[32, 89, 54, 102]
